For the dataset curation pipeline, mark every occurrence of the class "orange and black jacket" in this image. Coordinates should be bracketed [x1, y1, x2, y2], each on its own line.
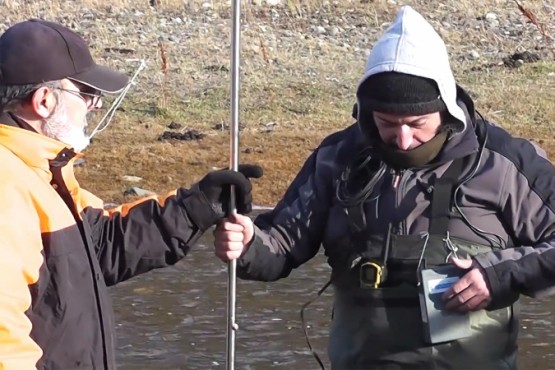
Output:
[0, 115, 209, 369]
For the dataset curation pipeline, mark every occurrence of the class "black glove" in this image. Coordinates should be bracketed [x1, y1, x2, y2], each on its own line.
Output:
[199, 164, 263, 215]
[181, 164, 263, 231]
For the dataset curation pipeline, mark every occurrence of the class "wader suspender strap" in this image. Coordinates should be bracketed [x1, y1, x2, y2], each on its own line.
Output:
[429, 157, 465, 235]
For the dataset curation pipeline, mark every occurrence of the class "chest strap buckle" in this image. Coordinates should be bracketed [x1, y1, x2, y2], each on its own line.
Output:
[360, 261, 388, 288]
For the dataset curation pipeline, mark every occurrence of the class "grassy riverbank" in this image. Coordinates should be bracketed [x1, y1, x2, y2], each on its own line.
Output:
[2, 0, 554, 205]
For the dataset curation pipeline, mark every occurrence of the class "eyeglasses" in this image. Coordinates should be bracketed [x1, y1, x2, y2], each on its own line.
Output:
[54, 85, 102, 109]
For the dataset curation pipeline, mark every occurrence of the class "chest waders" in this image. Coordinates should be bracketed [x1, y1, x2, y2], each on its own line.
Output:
[328, 157, 518, 370]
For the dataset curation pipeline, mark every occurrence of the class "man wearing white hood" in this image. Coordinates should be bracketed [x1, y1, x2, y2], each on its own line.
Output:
[214, 6, 555, 369]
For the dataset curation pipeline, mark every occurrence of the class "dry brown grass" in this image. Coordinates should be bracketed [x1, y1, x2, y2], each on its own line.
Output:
[1, 0, 554, 206]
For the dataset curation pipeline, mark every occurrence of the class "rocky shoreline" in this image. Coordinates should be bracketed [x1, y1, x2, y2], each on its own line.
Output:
[1, 1, 552, 105]
[1, 1, 553, 205]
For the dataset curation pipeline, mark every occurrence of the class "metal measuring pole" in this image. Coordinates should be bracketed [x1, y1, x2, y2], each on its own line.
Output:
[227, 0, 241, 369]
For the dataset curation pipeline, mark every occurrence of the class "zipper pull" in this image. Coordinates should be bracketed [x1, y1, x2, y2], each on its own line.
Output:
[392, 170, 402, 189]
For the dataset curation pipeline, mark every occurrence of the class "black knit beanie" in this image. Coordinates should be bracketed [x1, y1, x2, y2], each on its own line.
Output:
[357, 72, 446, 115]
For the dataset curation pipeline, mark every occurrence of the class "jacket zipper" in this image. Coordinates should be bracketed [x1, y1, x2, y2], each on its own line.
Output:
[392, 169, 408, 235]
[51, 164, 110, 368]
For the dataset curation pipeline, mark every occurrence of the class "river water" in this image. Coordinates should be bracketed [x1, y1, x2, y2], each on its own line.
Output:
[112, 230, 555, 370]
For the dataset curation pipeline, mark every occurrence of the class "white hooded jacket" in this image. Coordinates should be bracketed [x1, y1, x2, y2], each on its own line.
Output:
[357, 5, 467, 132]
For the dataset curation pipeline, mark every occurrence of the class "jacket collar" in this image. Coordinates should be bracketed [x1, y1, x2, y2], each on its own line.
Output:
[0, 115, 80, 182]
[433, 93, 479, 164]
[0, 111, 39, 132]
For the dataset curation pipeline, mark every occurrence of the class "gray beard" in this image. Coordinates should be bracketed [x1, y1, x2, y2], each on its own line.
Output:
[41, 98, 90, 152]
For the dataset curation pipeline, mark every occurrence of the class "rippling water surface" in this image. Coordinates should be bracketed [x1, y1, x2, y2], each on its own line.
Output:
[112, 231, 555, 369]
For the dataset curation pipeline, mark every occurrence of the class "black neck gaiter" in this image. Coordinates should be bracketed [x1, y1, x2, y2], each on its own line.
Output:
[378, 130, 448, 169]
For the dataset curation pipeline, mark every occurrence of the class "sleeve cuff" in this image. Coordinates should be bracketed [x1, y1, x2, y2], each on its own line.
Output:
[179, 185, 220, 232]
[474, 254, 519, 310]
